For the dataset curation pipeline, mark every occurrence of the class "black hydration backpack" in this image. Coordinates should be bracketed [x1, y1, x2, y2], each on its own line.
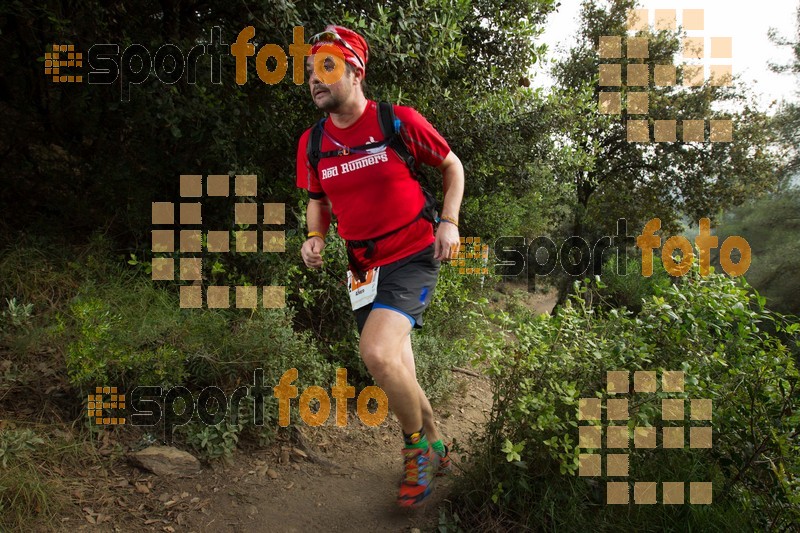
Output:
[306, 101, 438, 281]
[307, 101, 418, 180]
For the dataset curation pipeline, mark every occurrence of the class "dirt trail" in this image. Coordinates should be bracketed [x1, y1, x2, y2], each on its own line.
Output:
[179, 373, 492, 532]
[60, 288, 557, 533]
[68, 373, 492, 533]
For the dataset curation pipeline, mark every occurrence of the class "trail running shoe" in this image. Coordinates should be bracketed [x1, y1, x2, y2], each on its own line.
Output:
[435, 444, 452, 476]
[397, 446, 438, 508]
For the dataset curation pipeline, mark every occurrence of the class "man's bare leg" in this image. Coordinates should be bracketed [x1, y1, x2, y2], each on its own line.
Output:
[399, 333, 442, 443]
[359, 308, 423, 434]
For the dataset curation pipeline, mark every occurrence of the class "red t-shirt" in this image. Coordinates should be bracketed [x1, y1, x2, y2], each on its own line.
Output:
[296, 100, 451, 267]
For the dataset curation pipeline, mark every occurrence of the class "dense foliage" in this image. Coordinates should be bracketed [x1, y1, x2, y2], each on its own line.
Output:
[451, 266, 799, 531]
[2, 0, 799, 530]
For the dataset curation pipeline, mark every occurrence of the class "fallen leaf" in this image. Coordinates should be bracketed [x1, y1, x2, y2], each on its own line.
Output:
[292, 447, 308, 459]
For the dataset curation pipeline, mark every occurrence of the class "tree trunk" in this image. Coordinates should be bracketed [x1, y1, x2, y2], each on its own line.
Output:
[554, 173, 593, 309]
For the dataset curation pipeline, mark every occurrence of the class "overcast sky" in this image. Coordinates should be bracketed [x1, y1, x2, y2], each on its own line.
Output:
[535, 0, 799, 110]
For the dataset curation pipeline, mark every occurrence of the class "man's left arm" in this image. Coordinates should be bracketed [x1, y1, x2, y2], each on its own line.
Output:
[434, 151, 464, 261]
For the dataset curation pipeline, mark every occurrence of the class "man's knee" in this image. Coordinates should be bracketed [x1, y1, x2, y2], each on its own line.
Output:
[359, 338, 400, 381]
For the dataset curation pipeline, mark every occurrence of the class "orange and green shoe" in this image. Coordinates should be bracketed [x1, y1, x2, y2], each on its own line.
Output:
[435, 444, 452, 476]
[397, 446, 438, 508]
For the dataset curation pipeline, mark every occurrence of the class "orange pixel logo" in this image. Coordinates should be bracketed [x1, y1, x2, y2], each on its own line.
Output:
[449, 237, 489, 275]
[45, 44, 83, 83]
[87, 386, 126, 425]
[151, 174, 286, 309]
[578, 370, 713, 505]
[599, 8, 733, 143]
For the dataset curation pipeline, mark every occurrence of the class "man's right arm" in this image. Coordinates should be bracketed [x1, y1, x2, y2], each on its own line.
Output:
[296, 129, 332, 268]
[301, 196, 332, 269]
[307, 196, 332, 237]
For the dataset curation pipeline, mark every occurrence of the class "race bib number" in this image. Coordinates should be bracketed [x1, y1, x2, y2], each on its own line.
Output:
[347, 267, 380, 310]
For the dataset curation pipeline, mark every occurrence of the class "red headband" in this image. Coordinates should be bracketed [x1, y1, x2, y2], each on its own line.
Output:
[310, 25, 369, 74]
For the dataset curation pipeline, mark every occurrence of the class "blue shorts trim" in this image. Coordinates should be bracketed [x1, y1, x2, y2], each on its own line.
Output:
[372, 302, 416, 328]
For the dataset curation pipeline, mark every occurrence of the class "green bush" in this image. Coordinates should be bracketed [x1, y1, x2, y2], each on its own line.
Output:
[598, 254, 672, 314]
[61, 295, 187, 390]
[52, 247, 335, 458]
[177, 397, 250, 461]
[412, 262, 482, 401]
[450, 265, 800, 531]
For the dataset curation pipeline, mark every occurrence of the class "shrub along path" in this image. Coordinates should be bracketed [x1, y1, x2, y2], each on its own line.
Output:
[3, 289, 557, 532]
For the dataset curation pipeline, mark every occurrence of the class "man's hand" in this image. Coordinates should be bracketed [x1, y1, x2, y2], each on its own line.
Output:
[434, 222, 459, 261]
[435, 152, 464, 261]
[301, 236, 325, 268]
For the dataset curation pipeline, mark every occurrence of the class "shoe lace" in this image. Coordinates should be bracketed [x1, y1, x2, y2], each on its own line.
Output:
[403, 449, 428, 484]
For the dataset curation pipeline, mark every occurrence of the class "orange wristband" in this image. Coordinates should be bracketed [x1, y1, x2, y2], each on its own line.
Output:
[438, 215, 458, 227]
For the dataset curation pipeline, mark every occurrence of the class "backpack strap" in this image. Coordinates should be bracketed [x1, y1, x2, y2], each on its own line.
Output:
[306, 117, 327, 173]
[308, 113, 397, 173]
[308, 102, 420, 177]
[377, 101, 420, 181]
[377, 101, 437, 223]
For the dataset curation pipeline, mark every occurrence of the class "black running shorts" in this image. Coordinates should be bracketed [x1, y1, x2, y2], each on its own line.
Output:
[354, 244, 440, 333]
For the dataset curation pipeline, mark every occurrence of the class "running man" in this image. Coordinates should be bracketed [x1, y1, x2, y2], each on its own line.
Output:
[295, 25, 465, 507]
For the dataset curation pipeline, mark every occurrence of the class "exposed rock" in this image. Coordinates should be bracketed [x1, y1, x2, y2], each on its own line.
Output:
[130, 446, 200, 477]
